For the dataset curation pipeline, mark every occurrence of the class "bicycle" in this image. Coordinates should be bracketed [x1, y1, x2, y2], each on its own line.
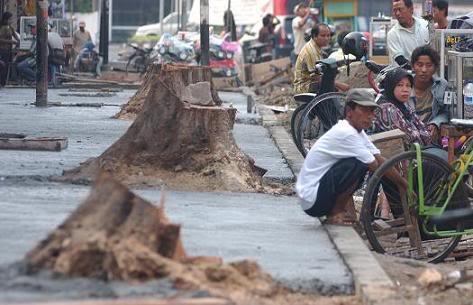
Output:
[292, 57, 388, 157]
[361, 131, 473, 263]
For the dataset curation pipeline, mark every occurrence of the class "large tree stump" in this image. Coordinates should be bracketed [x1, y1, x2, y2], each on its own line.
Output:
[25, 174, 186, 281]
[115, 64, 223, 120]
[60, 64, 263, 192]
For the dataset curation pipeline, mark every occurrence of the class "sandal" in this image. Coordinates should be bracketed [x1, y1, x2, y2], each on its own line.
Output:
[323, 213, 358, 226]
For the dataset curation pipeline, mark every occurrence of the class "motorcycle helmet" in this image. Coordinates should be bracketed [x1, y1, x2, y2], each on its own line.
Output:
[341, 32, 368, 60]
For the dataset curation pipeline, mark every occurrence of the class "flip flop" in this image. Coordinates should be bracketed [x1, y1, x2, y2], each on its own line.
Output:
[323, 215, 358, 226]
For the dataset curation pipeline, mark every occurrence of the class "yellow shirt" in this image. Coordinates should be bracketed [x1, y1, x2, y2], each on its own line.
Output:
[293, 39, 323, 94]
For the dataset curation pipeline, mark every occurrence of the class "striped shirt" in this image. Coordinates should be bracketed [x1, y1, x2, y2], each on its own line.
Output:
[293, 39, 323, 94]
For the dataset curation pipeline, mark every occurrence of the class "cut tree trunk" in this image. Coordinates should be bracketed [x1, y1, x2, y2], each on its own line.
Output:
[115, 64, 223, 120]
[25, 174, 186, 281]
[59, 64, 263, 192]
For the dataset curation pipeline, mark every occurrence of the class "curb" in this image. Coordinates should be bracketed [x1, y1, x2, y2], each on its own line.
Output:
[249, 91, 397, 304]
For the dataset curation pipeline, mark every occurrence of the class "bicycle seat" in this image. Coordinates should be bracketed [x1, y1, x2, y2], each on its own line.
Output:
[450, 118, 473, 127]
[294, 93, 317, 104]
[365, 60, 388, 74]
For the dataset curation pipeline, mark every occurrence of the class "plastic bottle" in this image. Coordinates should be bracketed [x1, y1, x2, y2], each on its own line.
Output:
[464, 82, 473, 106]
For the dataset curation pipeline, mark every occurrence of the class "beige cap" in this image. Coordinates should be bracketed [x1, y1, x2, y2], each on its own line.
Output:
[79, 21, 86, 27]
[346, 89, 379, 108]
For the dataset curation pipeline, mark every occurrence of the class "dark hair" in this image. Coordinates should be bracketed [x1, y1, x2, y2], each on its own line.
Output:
[311, 23, 329, 38]
[344, 101, 358, 118]
[262, 14, 271, 27]
[380, 67, 414, 120]
[411, 45, 440, 68]
[1, 12, 12, 25]
[393, 0, 413, 8]
[433, 0, 448, 16]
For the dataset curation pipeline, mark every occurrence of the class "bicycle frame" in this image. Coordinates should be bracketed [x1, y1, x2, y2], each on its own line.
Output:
[408, 143, 473, 237]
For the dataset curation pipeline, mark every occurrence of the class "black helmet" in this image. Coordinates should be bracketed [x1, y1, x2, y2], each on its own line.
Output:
[341, 32, 368, 60]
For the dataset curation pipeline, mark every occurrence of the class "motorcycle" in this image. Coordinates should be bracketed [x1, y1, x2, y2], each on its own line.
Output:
[125, 43, 154, 74]
[154, 33, 196, 64]
[208, 34, 240, 77]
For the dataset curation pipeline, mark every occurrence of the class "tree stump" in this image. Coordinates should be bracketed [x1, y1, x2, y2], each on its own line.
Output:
[115, 64, 223, 120]
[25, 174, 186, 281]
[60, 64, 263, 192]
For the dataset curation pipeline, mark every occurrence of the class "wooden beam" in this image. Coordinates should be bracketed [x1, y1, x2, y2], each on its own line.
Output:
[12, 298, 233, 305]
[0, 137, 68, 151]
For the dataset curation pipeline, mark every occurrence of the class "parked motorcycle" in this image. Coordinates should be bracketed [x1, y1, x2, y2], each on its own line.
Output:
[208, 34, 240, 77]
[125, 43, 154, 74]
[154, 33, 196, 64]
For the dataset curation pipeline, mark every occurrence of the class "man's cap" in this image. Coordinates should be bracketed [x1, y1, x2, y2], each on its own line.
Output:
[293, 2, 307, 14]
[346, 89, 379, 108]
[79, 21, 86, 26]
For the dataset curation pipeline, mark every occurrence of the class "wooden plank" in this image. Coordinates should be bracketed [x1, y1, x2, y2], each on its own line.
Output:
[11, 298, 233, 305]
[369, 129, 406, 142]
[249, 57, 291, 84]
[212, 77, 239, 90]
[0, 137, 68, 151]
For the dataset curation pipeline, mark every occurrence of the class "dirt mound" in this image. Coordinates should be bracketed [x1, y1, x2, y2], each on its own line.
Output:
[24, 175, 360, 305]
[59, 64, 263, 192]
[336, 62, 372, 89]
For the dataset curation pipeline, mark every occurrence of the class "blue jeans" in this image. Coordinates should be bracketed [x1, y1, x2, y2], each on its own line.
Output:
[17, 60, 35, 81]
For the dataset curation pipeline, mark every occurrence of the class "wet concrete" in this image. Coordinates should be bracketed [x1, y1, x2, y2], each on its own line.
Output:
[0, 87, 353, 301]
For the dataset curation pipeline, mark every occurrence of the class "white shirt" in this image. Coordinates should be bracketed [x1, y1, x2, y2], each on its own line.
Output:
[296, 120, 380, 210]
[387, 16, 429, 64]
[292, 16, 312, 55]
[48, 31, 64, 50]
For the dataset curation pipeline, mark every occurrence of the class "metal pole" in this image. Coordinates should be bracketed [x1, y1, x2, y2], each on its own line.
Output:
[159, 0, 164, 36]
[200, 0, 209, 66]
[99, 0, 109, 64]
[36, 0, 48, 107]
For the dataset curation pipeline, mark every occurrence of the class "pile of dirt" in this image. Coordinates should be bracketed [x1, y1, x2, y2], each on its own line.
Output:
[335, 62, 372, 89]
[375, 254, 473, 305]
[24, 175, 359, 305]
[59, 64, 263, 192]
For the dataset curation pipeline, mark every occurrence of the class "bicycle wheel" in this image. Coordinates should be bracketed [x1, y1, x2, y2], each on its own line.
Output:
[290, 103, 307, 146]
[296, 92, 346, 157]
[362, 151, 466, 263]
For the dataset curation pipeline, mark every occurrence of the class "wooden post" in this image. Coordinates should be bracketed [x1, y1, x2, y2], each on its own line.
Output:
[35, 0, 48, 107]
[200, 0, 209, 66]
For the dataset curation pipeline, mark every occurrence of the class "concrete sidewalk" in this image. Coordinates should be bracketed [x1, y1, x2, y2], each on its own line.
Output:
[0, 87, 353, 302]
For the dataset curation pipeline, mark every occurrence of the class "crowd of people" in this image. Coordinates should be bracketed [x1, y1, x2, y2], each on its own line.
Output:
[0, 13, 101, 87]
[294, 0, 457, 226]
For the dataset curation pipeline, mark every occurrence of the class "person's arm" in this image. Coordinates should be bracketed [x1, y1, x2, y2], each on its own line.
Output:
[372, 154, 408, 190]
[297, 10, 310, 28]
[335, 81, 350, 92]
[387, 30, 409, 66]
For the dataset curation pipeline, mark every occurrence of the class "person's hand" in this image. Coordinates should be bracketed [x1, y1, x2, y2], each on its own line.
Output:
[335, 81, 350, 92]
[427, 124, 439, 142]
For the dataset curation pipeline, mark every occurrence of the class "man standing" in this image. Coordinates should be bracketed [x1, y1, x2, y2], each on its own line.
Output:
[433, 0, 449, 29]
[292, 3, 312, 64]
[387, 0, 429, 68]
[72, 21, 92, 71]
[293, 23, 349, 94]
[296, 89, 407, 225]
